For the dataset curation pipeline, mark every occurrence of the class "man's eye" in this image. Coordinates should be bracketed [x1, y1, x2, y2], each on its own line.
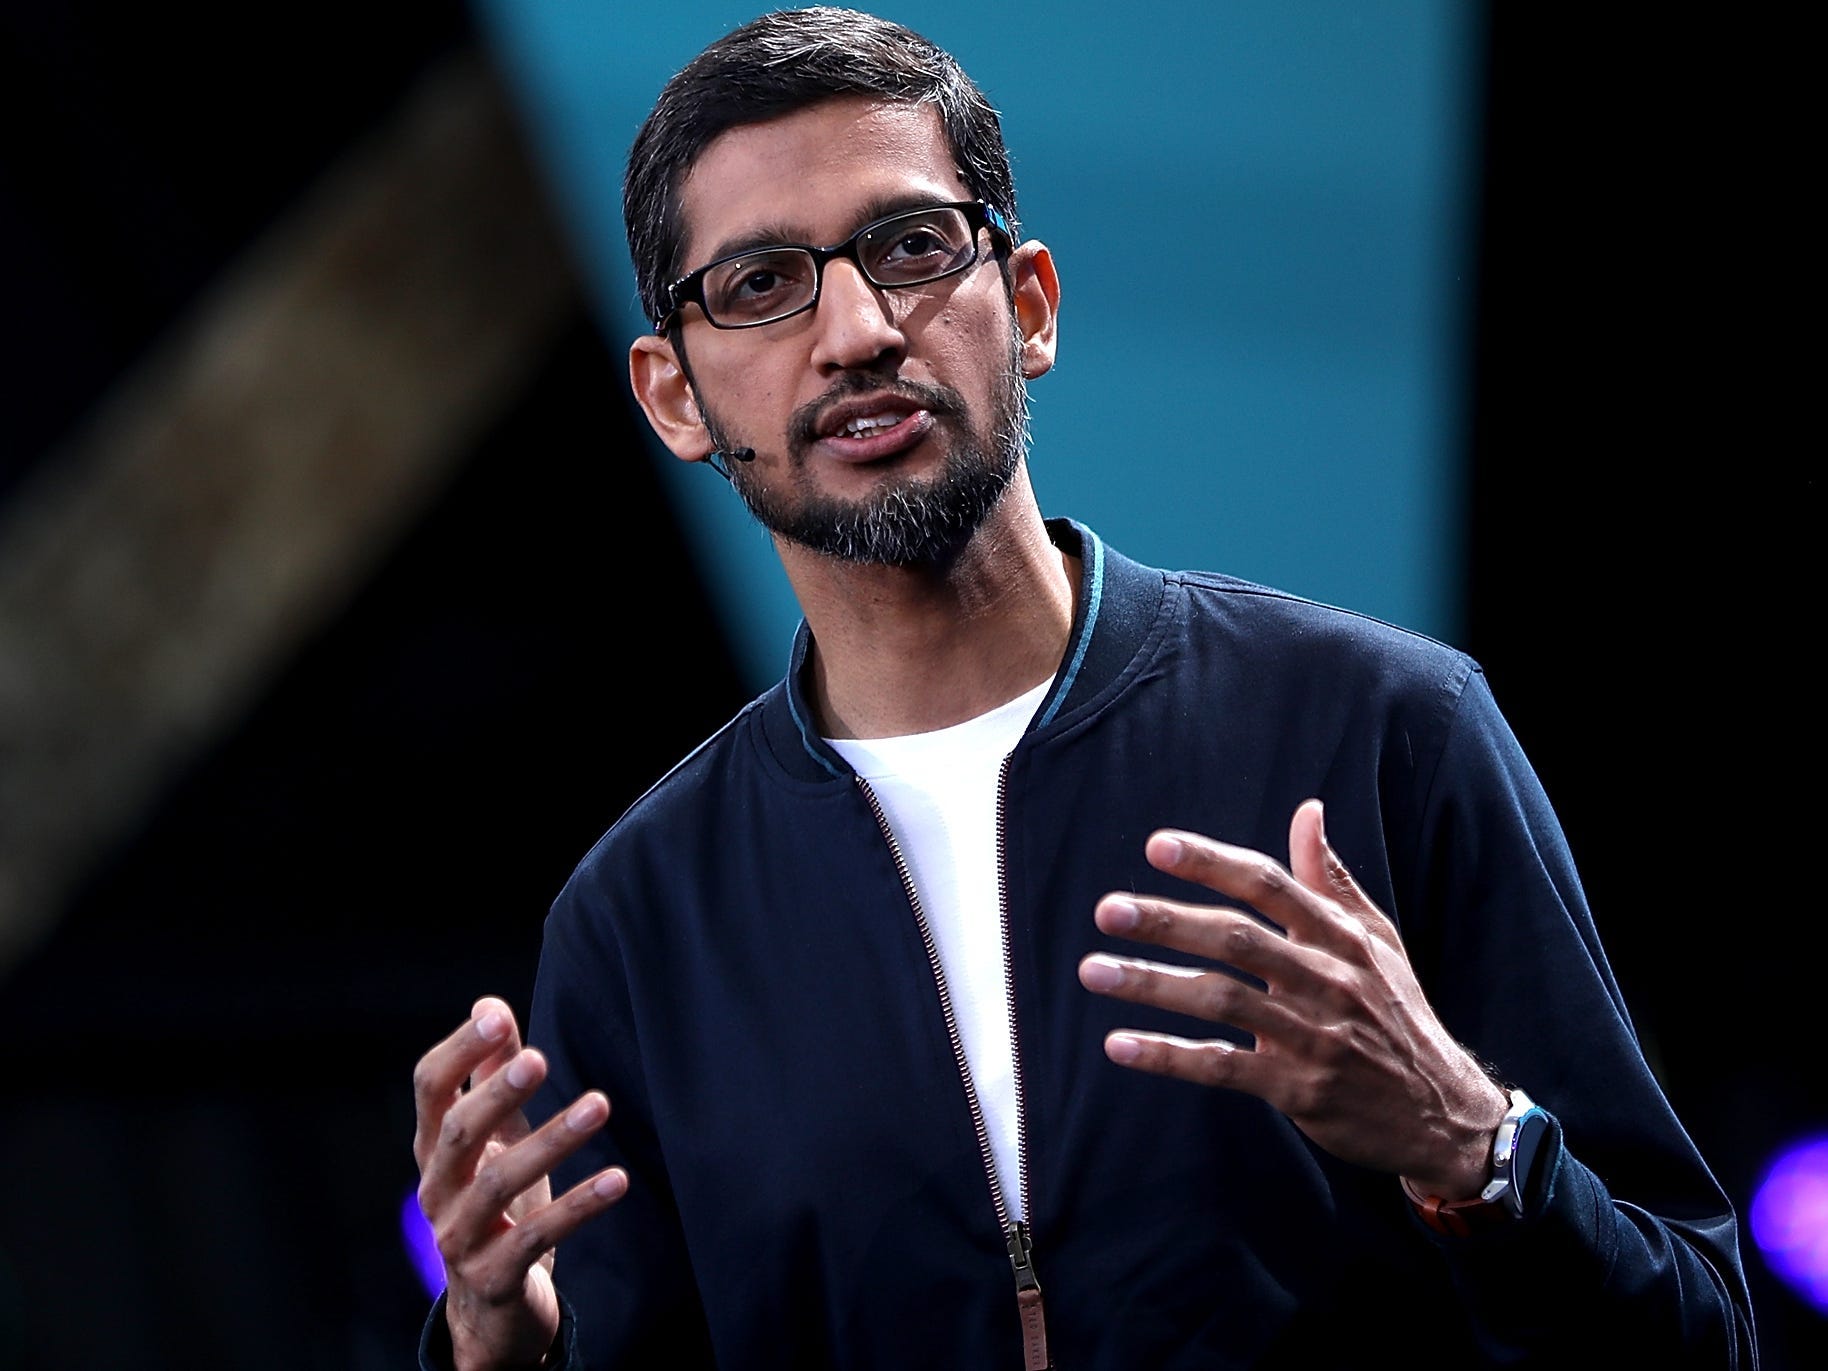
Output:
[868, 213, 972, 280]
[705, 253, 811, 318]
[734, 269, 787, 298]
[887, 229, 945, 260]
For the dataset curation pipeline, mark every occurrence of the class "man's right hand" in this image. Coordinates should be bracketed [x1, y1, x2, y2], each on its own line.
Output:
[413, 997, 627, 1371]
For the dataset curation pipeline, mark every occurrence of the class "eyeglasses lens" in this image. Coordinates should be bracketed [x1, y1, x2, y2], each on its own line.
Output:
[703, 250, 818, 327]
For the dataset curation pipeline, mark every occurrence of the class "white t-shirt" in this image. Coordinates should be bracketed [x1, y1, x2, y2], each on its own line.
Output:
[826, 678, 1050, 1221]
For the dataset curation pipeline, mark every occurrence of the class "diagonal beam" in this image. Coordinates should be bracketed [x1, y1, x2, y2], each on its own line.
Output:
[0, 47, 585, 972]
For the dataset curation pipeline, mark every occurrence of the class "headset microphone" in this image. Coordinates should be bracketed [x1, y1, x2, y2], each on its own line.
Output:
[706, 446, 756, 480]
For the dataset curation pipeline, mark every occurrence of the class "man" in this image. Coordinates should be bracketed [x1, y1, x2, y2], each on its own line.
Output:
[413, 9, 1758, 1369]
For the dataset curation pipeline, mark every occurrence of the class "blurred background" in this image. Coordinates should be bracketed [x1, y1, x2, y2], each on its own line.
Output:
[0, 3, 1815, 1367]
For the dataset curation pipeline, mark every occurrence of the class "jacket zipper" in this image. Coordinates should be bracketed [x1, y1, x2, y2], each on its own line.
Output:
[858, 760, 1050, 1370]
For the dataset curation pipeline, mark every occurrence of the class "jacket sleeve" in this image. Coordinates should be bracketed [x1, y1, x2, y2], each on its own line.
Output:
[515, 869, 719, 1371]
[1397, 666, 1758, 1367]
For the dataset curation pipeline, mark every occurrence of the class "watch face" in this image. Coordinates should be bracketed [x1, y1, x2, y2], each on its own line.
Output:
[1506, 1107, 1553, 1217]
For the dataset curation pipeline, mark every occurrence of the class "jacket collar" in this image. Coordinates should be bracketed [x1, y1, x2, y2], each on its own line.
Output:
[756, 519, 1166, 783]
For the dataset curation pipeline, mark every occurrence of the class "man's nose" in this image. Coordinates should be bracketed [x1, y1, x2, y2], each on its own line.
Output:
[808, 258, 907, 373]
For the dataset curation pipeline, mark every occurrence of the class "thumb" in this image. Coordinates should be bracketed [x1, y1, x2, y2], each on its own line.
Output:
[1289, 799, 1394, 941]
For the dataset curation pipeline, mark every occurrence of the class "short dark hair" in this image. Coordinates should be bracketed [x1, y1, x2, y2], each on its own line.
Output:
[623, 7, 1019, 330]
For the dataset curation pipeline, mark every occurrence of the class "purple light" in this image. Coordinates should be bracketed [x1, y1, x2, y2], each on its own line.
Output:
[1751, 1133, 1828, 1312]
[401, 1187, 446, 1298]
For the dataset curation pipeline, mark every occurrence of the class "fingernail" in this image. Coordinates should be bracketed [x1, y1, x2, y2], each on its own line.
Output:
[1100, 897, 1140, 932]
[476, 1011, 508, 1042]
[566, 1095, 607, 1130]
[1080, 955, 1124, 991]
[506, 1051, 537, 1090]
[1155, 836, 1184, 865]
[593, 1170, 626, 1199]
[1107, 1033, 1143, 1064]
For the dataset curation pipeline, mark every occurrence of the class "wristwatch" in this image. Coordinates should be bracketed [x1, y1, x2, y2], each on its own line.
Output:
[1402, 1087, 1552, 1237]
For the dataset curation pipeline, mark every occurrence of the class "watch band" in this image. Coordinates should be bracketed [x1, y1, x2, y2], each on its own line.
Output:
[1401, 1174, 1511, 1237]
[1402, 1086, 1545, 1237]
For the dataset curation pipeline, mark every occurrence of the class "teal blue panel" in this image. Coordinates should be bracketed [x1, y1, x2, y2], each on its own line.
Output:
[473, 1, 1482, 691]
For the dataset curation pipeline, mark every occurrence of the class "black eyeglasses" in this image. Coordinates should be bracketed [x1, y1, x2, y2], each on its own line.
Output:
[656, 200, 1013, 332]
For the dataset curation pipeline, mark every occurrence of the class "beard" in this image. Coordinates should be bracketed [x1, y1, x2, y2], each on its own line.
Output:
[704, 328, 1031, 569]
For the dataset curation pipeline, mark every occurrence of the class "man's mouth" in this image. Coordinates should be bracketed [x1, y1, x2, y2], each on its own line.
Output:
[838, 411, 909, 439]
[811, 396, 937, 462]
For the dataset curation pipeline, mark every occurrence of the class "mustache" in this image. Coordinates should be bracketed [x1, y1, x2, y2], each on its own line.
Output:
[789, 371, 970, 450]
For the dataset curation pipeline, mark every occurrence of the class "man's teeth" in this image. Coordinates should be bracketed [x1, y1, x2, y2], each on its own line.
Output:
[840, 413, 903, 438]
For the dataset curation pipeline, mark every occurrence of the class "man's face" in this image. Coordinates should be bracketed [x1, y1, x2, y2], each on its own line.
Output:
[649, 96, 1049, 567]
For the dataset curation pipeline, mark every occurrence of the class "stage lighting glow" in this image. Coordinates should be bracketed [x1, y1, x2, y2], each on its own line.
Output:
[402, 1186, 445, 1298]
[1751, 1133, 1828, 1312]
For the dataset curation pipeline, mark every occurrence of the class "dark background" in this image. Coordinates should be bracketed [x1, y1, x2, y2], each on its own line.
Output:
[0, 5, 1816, 1367]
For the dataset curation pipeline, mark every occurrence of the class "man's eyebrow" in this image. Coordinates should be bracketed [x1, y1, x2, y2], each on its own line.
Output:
[696, 220, 809, 268]
[692, 191, 969, 268]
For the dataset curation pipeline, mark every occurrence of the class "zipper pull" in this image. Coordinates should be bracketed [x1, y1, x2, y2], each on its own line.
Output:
[1004, 1221, 1050, 1369]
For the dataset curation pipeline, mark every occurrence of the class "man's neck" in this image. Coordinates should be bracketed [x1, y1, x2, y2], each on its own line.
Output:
[779, 469, 1077, 740]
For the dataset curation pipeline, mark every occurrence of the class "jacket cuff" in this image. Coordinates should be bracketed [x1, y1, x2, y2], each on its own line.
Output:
[1402, 1114, 1622, 1355]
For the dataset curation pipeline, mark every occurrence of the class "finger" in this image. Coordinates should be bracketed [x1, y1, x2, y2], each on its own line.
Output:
[466, 996, 527, 1090]
[1092, 894, 1318, 994]
[1101, 1029, 1270, 1094]
[1078, 952, 1302, 1042]
[444, 1090, 614, 1243]
[1286, 800, 1401, 951]
[455, 1163, 631, 1304]
[467, 999, 535, 1149]
[418, 1047, 551, 1216]
[542, 1163, 631, 1252]
[412, 1003, 523, 1169]
[1141, 827, 1359, 954]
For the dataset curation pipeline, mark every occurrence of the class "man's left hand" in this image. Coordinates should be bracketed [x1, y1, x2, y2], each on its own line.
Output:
[1078, 799, 1506, 1199]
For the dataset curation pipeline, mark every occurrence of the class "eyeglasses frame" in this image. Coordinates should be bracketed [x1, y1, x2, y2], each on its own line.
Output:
[654, 200, 1016, 333]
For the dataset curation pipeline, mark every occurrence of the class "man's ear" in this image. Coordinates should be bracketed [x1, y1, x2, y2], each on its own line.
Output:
[629, 333, 713, 463]
[1009, 241, 1060, 380]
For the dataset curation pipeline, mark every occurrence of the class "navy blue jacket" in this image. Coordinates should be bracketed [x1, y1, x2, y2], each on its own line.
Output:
[422, 521, 1755, 1369]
